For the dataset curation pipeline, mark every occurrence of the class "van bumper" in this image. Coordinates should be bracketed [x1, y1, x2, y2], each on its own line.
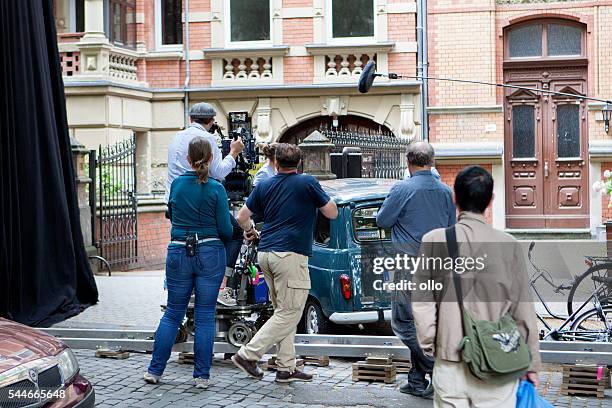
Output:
[328, 309, 391, 324]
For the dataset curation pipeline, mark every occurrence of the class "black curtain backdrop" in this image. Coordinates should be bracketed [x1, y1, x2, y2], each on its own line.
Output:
[0, 0, 98, 326]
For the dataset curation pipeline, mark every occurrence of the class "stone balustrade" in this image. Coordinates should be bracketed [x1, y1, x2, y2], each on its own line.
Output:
[109, 51, 138, 82]
[222, 56, 273, 80]
[305, 43, 394, 85]
[324, 54, 372, 78]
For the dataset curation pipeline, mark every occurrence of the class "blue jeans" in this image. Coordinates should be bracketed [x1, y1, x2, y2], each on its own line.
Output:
[149, 245, 225, 379]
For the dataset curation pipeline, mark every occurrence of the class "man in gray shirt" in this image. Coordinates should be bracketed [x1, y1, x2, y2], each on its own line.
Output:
[376, 141, 455, 399]
[164, 103, 243, 203]
[165, 102, 244, 306]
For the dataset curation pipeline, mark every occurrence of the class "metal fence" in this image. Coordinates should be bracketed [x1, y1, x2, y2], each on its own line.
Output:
[96, 135, 138, 268]
[321, 128, 410, 179]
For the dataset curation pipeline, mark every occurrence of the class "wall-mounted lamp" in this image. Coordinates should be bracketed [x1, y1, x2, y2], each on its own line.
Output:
[603, 103, 612, 134]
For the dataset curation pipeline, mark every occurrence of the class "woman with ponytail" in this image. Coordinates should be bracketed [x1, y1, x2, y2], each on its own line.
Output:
[145, 137, 233, 389]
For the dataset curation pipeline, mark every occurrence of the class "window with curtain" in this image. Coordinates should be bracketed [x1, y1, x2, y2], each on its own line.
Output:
[161, 0, 182, 45]
[331, 0, 374, 39]
[229, 0, 270, 43]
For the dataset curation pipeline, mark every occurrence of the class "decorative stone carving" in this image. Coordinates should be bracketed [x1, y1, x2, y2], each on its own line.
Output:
[399, 94, 416, 140]
[256, 98, 272, 143]
[322, 96, 348, 117]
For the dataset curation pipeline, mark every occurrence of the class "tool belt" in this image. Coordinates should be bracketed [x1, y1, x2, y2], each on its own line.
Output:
[171, 235, 220, 257]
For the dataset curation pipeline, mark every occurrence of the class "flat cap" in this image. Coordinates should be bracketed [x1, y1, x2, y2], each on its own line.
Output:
[189, 102, 216, 119]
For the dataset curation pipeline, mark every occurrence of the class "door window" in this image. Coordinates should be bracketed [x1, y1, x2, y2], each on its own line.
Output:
[548, 24, 582, 56]
[512, 105, 536, 159]
[508, 24, 542, 58]
[557, 104, 580, 158]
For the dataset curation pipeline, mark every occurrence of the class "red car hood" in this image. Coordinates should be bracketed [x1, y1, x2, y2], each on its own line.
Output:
[0, 318, 65, 374]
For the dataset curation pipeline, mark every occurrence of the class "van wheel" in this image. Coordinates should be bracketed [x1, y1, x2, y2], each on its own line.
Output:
[303, 300, 330, 335]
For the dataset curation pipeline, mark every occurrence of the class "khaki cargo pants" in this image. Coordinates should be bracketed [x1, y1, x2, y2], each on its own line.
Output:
[237, 251, 310, 372]
[433, 360, 518, 408]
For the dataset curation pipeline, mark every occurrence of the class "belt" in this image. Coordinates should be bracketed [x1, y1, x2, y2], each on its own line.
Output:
[170, 238, 220, 246]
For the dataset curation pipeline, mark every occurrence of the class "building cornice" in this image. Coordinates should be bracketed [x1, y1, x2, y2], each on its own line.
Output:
[589, 140, 612, 159]
[428, 105, 503, 114]
[202, 46, 290, 59]
[433, 142, 504, 161]
[63, 79, 421, 99]
[304, 42, 396, 55]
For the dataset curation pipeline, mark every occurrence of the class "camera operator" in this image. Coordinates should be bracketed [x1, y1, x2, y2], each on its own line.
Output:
[165, 102, 245, 306]
[232, 143, 338, 382]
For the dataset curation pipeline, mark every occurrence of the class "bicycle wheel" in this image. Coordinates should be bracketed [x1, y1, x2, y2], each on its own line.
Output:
[567, 263, 612, 316]
[568, 305, 612, 342]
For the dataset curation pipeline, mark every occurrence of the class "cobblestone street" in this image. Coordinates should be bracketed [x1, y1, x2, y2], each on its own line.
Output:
[51, 273, 612, 407]
[76, 349, 611, 408]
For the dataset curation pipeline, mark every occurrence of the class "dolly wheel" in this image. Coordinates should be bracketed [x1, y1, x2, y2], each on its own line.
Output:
[227, 322, 254, 347]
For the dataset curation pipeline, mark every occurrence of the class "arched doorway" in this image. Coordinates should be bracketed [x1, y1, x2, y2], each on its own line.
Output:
[279, 115, 394, 145]
[281, 115, 407, 179]
[503, 19, 589, 228]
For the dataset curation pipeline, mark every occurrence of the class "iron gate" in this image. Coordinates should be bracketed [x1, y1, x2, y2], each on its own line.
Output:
[96, 134, 138, 268]
[322, 128, 409, 179]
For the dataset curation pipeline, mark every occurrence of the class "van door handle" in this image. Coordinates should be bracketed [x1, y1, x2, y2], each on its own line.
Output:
[544, 162, 549, 178]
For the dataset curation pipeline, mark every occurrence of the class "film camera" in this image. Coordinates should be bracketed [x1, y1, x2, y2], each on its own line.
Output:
[213, 111, 259, 202]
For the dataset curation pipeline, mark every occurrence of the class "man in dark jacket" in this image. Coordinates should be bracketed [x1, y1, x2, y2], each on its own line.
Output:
[377, 141, 456, 398]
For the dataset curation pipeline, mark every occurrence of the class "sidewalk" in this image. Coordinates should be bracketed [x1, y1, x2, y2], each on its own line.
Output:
[55, 271, 166, 330]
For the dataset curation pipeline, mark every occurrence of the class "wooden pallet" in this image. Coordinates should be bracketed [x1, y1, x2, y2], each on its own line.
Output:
[178, 352, 195, 364]
[392, 357, 411, 374]
[352, 360, 397, 384]
[301, 356, 330, 367]
[95, 349, 130, 360]
[264, 355, 305, 371]
[560, 364, 608, 398]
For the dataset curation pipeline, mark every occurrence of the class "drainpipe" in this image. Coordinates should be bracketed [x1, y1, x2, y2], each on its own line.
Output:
[183, 0, 191, 127]
[416, 0, 429, 140]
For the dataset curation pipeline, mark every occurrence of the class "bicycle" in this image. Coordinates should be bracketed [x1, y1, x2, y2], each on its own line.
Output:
[528, 242, 612, 342]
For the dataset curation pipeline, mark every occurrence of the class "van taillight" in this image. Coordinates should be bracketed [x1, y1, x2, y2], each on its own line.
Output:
[340, 274, 351, 300]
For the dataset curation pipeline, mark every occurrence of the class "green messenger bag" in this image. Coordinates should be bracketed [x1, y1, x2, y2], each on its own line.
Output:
[446, 226, 531, 385]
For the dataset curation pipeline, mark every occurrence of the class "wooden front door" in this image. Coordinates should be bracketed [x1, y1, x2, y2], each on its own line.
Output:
[504, 68, 589, 228]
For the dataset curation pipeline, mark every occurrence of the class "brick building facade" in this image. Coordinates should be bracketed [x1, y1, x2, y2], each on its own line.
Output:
[55, 0, 612, 268]
[54, 0, 420, 268]
[427, 0, 612, 234]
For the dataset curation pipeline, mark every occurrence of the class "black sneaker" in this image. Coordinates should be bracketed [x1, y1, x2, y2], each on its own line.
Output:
[275, 369, 313, 383]
[231, 354, 264, 379]
[400, 382, 434, 400]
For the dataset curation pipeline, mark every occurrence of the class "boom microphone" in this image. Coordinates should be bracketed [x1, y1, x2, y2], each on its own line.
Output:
[357, 60, 612, 104]
[358, 60, 378, 94]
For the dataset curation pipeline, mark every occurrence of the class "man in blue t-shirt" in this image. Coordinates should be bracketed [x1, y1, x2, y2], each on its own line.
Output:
[232, 143, 338, 383]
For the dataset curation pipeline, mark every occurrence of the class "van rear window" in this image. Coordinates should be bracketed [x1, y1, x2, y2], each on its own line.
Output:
[353, 207, 391, 242]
